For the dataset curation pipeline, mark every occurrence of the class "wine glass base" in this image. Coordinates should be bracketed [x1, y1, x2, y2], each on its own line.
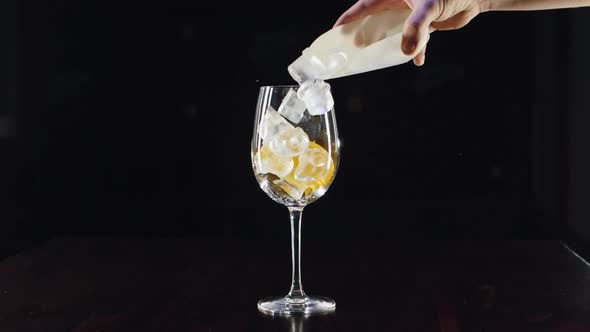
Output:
[257, 295, 335, 316]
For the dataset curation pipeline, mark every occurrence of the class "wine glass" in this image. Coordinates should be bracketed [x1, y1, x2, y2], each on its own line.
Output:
[251, 85, 339, 315]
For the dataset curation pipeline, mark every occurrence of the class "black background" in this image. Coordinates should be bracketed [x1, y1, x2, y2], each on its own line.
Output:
[2, 1, 589, 257]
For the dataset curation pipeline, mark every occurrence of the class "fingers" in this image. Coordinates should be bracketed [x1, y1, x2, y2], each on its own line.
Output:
[413, 25, 435, 66]
[413, 44, 426, 66]
[401, 0, 438, 55]
[334, 0, 381, 27]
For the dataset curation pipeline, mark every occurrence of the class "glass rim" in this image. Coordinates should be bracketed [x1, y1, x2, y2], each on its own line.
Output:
[259, 84, 300, 89]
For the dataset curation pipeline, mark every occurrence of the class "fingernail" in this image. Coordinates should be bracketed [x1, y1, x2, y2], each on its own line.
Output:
[402, 38, 416, 54]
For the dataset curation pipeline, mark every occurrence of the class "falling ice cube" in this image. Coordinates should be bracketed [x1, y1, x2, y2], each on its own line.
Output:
[254, 145, 294, 178]
[278, 88, 307, 124]
[269, 127, 310, 157]
[297, 80, 334, 116]
[260, 106, 293, 142]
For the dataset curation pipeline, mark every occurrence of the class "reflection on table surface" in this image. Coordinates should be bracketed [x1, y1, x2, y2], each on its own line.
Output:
[0, 237, 589, 331]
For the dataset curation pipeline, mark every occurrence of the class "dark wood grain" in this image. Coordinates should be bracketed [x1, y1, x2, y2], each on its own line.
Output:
[0, 238, 588, 331]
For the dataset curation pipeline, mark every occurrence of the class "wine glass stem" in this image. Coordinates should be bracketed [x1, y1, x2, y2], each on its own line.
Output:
[288, 207, 306, 298]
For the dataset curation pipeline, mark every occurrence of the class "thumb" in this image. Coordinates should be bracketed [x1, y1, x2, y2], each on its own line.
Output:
[402, 0, 438, 55]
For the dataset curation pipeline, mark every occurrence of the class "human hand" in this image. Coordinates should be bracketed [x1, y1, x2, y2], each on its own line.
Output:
[334, 0, 488, 66]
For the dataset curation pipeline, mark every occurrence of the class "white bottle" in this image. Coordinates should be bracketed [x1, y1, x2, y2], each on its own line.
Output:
[288, 9, 429, 83]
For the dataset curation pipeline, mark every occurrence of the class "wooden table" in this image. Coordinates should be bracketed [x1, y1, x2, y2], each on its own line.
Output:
[0, 237, 589, 331]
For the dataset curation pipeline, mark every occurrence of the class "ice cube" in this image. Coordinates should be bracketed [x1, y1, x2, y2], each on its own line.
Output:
[294, 146, 332, 182]
[260, 106, 293, 142]
[273, 179, 304, 200]
[297, 80, 334, 116]
[278, 88, 307, 124]
[255, 145, 294, 178]
[321, 51, 348, 78]
[269, 127, 310, 157]
[288, 53, 320, 84]
[288, 50, 348, 82]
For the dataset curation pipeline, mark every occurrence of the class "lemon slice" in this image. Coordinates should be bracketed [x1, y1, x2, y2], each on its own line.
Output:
[284, 141, 335, 195]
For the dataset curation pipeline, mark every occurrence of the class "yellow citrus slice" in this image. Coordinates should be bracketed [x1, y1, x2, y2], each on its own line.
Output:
[254, 144, 294, 178]
[284, 141, 335, 195]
